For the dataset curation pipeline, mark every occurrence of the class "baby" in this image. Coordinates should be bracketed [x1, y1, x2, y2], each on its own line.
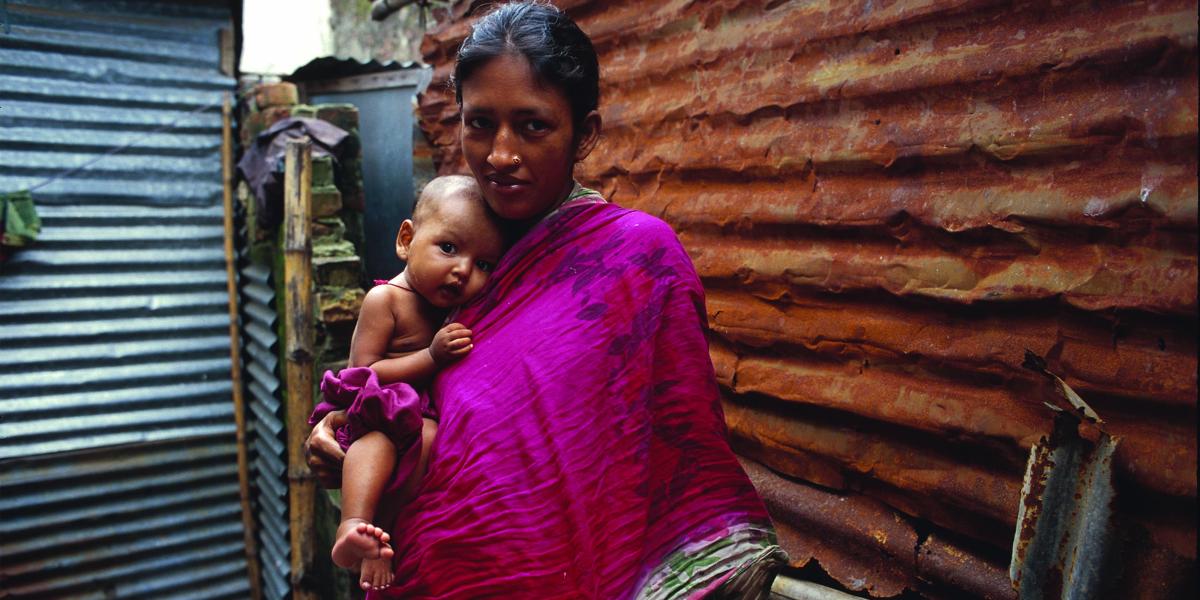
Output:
[324, 175, 506, 590]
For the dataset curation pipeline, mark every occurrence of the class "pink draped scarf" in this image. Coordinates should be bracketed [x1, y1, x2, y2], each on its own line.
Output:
[322, 196, 771, 598]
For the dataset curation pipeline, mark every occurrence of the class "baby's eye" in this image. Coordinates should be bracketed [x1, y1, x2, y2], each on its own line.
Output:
[476, 260, 494, 273]
[439, 242, 457, 254]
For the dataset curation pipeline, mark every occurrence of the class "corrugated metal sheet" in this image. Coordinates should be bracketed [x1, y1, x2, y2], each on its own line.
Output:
[240, 260, 291, 600]
[0, 0, 249, 597]
[418, 1, 1197, 598]
[0, 438, 248, 598]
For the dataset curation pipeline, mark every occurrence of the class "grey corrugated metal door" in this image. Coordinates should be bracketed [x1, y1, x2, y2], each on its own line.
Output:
[240, 261, 289, 599]
[0, 1, 250, 598]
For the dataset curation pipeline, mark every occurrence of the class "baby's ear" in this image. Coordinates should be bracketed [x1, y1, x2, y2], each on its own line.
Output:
[396, 220, 415, 260]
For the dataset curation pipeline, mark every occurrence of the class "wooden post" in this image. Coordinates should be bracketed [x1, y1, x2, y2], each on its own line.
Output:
[221, 93, 264, 600]
[283, 137, 318, 600]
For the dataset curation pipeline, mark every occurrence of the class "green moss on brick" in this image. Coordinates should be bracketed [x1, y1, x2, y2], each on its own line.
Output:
[315, 103, 360, 132]
[311, 156, 335, 188]
[312, 186, 343, 218]
[290, 103, 318, 119]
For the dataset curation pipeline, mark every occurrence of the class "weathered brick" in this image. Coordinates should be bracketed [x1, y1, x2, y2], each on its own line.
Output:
[340, 210, 365, 251]
[313, 217, 346, 244]
[316, 285, 364, 363]
[314, 255, 361, 288]
[316, 316, 355, 366]
[336, 157, 365, 212]
[241, 105, 291, 146]
[290, 104, 318, 119]
[312, 186, 343, 218]
[253, 82, 298, 109]
[312, 156, 335, 187]
[316, 103, 359, 132]
[314, 238, 357, 259]
[317, 286, 364, 326]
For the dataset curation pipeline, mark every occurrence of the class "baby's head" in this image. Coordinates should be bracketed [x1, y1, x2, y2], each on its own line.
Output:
[396, 175, 506, 308]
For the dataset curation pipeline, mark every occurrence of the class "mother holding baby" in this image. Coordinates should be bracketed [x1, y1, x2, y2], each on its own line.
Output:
[306, 2, 785, 597]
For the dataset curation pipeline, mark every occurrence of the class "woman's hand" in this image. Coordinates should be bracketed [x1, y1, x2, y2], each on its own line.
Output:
[430, 323, 473, 366]
[306, 410, 348, 488]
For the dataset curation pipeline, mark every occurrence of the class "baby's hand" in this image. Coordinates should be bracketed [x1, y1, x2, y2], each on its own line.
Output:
[430, 323, 473, 366]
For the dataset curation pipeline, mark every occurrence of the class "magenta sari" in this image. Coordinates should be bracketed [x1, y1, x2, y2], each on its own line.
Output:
[323, 192, 774, 598]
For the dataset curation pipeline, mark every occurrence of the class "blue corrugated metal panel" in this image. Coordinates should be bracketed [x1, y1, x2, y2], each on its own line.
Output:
[240, 253, 290, 599]
[0, 0, 249, 598]
[0, 438, 250, 598]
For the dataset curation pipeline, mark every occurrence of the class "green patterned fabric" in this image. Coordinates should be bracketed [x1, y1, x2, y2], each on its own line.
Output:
[635, 523, 787, 600]
[2, 189, 40, 248]
[568, 183, 600, 201]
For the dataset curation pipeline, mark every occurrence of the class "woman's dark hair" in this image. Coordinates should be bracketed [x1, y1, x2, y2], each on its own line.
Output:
[453, 2, 600, 131]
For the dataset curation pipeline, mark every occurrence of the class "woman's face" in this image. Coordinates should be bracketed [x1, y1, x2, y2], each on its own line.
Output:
[460, 53, 600, 222]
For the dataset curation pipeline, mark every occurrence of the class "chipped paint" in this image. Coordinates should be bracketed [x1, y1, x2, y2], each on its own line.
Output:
[1010, 410, 1119, 599]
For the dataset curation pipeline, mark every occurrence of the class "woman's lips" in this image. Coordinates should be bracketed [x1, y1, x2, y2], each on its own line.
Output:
[487, 175, 529, 195]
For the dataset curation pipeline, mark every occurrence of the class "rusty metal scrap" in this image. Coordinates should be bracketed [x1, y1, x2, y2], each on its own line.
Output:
[1010, 410, 1119, 599]
[421, 0, 1198, 596]
[743, 456, 1017, 599]
[741, 455, 919, 597]
[919, 533, 1015, 600]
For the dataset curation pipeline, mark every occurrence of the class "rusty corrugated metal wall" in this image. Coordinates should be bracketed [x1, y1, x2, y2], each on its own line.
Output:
[416, 1, 1197, 598]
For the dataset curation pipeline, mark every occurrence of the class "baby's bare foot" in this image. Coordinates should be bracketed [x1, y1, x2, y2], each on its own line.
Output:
[359, 556, 395, 591]
[332, 519, 394, 569]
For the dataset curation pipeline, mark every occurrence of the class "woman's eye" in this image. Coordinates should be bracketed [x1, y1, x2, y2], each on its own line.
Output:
[476, 260, 494, 273]
[525, 120, 550, 133]
[439, 242, 456, 253]
[467, 117, 492, 130]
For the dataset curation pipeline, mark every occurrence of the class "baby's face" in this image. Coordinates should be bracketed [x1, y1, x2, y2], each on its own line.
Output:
[402, 193, 505, 308]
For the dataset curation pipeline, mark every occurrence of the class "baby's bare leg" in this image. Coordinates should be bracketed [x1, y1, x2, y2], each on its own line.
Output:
[358, 418, 436, 591]
[398, 418, 438, 502]
[332, 431, 396, 569]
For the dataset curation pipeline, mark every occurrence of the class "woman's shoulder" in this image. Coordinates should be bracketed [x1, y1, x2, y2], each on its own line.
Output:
[603, 205, 682, 245]
[595, 205, 701, 285]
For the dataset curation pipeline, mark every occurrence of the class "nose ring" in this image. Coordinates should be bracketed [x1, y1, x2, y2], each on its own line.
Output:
[512, 156, 522, 166]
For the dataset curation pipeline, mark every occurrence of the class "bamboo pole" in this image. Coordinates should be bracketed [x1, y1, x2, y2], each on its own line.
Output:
[283, 137, 318, 600]
[221, 93, 264, 600]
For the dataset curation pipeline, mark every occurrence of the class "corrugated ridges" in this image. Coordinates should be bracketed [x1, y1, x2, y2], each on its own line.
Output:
[0, 204, 236, 460]
[240, 261, 290, 599]
[0, 437, 250, 598]
[419, 0, 1197, 597]
[0, 0, 248, 598]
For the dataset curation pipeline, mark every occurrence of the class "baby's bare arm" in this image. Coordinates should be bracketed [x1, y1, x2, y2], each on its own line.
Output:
[368, 349, 440, 387]
[370, 323, 475, 385]
[349, 286, 442, 386]
[348, 287, 399, 369]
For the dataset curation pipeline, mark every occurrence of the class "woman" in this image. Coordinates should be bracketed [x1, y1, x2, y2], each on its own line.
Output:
[306, 3, 786, 597]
